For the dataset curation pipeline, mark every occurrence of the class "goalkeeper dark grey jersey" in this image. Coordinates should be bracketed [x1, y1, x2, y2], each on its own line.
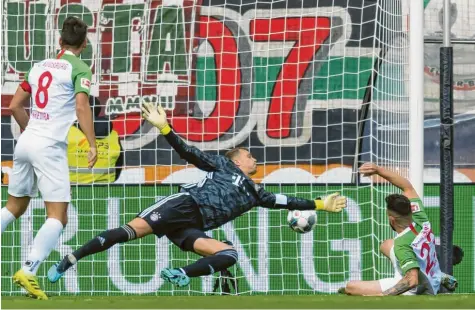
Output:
[163, 131, 316, 231]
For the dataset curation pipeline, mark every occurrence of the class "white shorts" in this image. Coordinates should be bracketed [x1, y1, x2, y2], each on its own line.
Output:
[8, 132, 70, 202]
[379, 247, 418, 295]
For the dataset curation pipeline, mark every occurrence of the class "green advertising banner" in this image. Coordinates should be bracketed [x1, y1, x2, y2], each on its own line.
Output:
[1, 185, 474, 295]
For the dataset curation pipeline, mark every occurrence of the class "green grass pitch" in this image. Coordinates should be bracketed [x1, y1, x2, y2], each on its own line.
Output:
[2, 294, 475, 309]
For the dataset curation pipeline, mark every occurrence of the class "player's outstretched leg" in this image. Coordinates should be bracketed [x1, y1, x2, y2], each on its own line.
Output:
[48, 218, 152, 283]
[161, 238, 238, 287]
[48, 224, 138, 282]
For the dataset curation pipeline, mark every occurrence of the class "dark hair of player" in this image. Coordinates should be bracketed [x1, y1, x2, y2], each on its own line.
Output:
[61, 16, 88, 48]
[225, 147, 248, 160]
[385, 194, 411, 216]
[452, 245, 464, 265]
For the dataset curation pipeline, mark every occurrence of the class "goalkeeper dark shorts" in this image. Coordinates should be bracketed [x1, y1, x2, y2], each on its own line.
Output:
[137, 192, 210, 251]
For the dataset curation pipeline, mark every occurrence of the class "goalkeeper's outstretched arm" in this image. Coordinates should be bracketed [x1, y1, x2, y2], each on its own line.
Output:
[162, 129, 222, 171]
[258, 189, 347, 213]
[359, 163, 419, 199]
[141, 102, 221, 171]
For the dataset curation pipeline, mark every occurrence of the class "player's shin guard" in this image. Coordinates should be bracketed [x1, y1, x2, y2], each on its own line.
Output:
[57, 224, 136, 273]
[22, 218, 64, 276]
[182, 249, 238, 277]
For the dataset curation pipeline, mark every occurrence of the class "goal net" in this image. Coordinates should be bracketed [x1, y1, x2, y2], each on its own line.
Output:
[1, 0, 411, 295]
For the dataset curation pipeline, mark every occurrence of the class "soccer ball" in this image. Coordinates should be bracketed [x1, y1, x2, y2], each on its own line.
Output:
[287, 210, 316, 234]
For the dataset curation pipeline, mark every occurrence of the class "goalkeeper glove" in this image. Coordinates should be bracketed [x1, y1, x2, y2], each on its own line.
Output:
[315, 192, 347, 213]
[141, 102, 171, 135]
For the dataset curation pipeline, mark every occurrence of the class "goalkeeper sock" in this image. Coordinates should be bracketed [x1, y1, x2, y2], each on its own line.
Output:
[181, 249, 238, 277]
[1, 207, 16, 234]
[22, 218, 64, 276]
[56, 254, 77, 274]
[58, 225, 136, 273]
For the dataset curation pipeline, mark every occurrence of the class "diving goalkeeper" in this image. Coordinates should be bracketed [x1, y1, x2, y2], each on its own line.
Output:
[48, 103, 347, 287]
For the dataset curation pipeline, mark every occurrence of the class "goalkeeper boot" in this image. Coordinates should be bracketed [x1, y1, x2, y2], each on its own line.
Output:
[160, 268, 190, 287]
[47, 262, 64, 283]
[12, 269, 48, 300]
[441, 273, 458, 291]
[48, 254, 76, 283]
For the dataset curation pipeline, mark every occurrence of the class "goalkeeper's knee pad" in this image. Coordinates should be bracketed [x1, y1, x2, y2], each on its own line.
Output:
[98, 224, 137, 247]
[215, 248, 238, 268]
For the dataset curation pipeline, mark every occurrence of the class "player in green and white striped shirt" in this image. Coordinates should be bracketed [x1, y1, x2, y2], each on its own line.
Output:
[339, 163, 457, 296]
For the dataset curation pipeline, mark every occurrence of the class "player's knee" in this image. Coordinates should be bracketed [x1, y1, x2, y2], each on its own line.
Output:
[98, 224, 137, 246]
[215, 248, 238, 267]
[6, 206, 26, 218]
[6, 195, 30, 217]
[345, 281, 358, 295]
[189, 237, 233, 255]
[46, 214, 68, 227]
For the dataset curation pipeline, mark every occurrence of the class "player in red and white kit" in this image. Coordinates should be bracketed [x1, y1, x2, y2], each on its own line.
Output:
[0, 17, 97, 299]
[339, 163, 458, 296]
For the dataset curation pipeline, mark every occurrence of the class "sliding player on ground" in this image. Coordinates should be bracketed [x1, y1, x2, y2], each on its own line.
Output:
[339, 163, 457, 296]
[48, 103, 347, 287]
[0, 17, 97, 299]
